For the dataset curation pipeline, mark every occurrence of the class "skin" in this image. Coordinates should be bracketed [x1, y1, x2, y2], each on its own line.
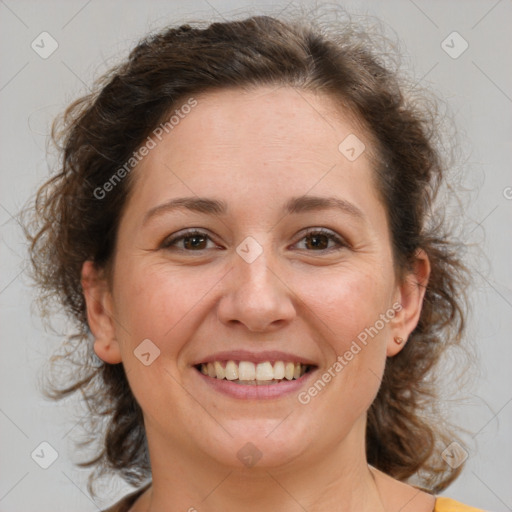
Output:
[82, 86, 433, 512]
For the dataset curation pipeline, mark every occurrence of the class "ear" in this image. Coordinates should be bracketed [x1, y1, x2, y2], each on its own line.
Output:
[387, 249, 431, 357]
[81, 260, 122, 364]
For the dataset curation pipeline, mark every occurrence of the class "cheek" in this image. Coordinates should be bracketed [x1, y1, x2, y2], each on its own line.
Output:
[300, 267, 392, 391]
[112, 261, 219, 352]
[298, 265, 393, 345]
[109, 262, 216, 413]
[296, 270, 391, 426]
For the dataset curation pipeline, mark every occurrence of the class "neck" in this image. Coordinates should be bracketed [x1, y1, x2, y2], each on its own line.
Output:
[143, 415, 386, 512]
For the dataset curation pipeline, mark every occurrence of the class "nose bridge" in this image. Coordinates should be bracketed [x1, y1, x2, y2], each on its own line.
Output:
[234, 233, 276, 286]
[234, 240, 282, 304]
[238, 247, 275, 293]
[217, 236, 295, 331]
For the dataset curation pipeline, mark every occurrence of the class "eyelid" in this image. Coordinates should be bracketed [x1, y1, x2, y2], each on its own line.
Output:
[160, 227, 349, 252]
[160, 228, 219, 250]
[292, 227, 349, 251]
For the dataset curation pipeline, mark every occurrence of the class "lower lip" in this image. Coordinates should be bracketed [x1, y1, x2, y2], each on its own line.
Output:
[194, 367, 317, 400]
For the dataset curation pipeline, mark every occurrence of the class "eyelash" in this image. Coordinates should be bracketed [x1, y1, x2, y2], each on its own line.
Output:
[160, 227, 348, 253]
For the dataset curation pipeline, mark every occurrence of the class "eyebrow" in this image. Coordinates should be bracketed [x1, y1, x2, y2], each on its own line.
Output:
[284, 195, 365, 220]
[143, 195, 365, 225]
[143, 197, 227, 225]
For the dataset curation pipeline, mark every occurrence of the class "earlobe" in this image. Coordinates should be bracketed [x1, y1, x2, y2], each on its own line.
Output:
[81, 261, 122, 364]
[93, 336, 122, 364]
[387, 249, 431, 357]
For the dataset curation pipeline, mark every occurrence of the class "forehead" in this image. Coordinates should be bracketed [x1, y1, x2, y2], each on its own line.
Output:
[132, 86, 377, 190]
[168, 86, 370, 164]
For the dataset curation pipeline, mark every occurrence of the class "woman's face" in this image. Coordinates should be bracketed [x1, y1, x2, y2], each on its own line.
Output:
[85, 86, 426, 472]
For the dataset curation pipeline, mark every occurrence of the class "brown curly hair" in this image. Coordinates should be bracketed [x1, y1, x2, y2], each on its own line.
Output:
[24, 8, 469, 495]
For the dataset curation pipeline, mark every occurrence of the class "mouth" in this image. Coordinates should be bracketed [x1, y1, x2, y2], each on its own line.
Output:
[194, 360, 316, 386]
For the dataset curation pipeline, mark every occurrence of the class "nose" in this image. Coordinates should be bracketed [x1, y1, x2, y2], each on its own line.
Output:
[216, 245, 296, 333]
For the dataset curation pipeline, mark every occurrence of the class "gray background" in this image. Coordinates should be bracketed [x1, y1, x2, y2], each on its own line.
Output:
[0, 1, 511, 511]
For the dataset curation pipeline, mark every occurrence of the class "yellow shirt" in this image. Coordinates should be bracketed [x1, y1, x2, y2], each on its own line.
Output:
[434, 497, 487, 511]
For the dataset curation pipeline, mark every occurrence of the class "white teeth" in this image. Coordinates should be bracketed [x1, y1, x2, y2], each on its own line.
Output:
[214, 361, 225, 380]
[284, 362, 295, 380]
[224, 360, 238, 380]
[198, 360, 312, 383]
[273, 361, 285, 380]
[255, 362, 274, 381]
[238, 361, 256, 380]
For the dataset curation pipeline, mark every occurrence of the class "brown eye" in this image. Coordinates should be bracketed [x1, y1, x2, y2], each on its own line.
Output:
[182, 234, 208, 250]
[161, 230, 215, 251]
[304, 233, 330, 250]
[295, 228, 347, 252]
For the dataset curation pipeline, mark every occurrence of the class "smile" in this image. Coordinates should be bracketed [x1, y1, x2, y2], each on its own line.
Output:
[196, 360, 314, 385]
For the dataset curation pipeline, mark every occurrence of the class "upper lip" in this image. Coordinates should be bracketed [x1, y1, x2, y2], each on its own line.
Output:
[191, 350, 318, 367]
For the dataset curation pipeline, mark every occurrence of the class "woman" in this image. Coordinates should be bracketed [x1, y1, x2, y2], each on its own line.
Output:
[26, 10, 483, 512]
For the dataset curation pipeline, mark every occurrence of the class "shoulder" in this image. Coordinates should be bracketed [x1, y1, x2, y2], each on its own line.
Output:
[101, 483, 151, 512]
[435, 496, 488, 512]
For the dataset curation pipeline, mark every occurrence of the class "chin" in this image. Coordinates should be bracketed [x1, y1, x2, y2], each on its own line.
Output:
[198, 418, 314, 470]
